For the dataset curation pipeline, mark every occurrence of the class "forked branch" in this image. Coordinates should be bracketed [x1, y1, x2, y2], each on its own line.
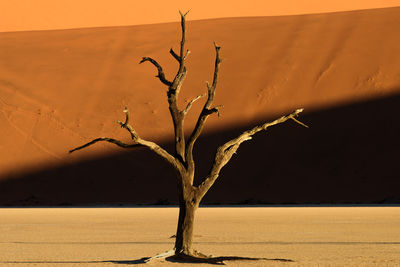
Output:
[196, 109, 307, 199]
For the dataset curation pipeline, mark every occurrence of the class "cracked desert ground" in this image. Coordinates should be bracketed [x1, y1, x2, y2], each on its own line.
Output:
[1, 207, 399, 266]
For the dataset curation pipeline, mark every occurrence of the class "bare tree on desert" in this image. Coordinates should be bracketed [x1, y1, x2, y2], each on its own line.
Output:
[70, 11, 306, 263]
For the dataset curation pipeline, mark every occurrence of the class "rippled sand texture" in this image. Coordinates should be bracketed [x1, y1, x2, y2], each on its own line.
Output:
[1, 207, 399, 266]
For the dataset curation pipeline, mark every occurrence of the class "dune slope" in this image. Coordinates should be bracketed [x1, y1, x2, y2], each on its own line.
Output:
[1, 7, 400, 205]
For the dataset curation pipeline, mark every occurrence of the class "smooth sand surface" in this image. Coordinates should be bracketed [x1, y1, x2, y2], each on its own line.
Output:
[1, 207, 399, 266]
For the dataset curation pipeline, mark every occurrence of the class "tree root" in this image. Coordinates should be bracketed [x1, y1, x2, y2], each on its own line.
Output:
[142, 250, 175, 263]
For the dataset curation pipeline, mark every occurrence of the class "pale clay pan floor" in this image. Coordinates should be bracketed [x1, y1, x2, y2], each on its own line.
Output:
[0, 207, 399, 266]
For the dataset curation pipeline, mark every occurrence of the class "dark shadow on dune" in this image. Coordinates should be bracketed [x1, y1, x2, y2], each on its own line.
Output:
[1, 92, 400, 206]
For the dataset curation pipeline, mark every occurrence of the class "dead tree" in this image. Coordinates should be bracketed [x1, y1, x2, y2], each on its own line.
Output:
[70, 11, 307, 260]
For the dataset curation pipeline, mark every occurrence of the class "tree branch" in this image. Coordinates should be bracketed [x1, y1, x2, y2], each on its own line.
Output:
[69, 138, 142, 153]
[170, 48, 180, 62]
[170, 48, 190, 64]
[183, 49, 191, 60]
[70, 107, 184, 173]
[165, 10, 191, 162]
[185, 43, 222, 168]
[183, 94, 206, 115]
[139, 57, 172, 86]
[169, 10, 189, 94]
[203, 105, 223, 117]
[117, 106, 139, 140]
[178, 10, 190, 59]
[196, 109, 307, 199]
[208, 42, 222, 94]
[221, 109, 306, 150]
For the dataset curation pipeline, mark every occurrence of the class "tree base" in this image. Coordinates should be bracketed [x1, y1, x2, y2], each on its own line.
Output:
[143, 249, 294, 265]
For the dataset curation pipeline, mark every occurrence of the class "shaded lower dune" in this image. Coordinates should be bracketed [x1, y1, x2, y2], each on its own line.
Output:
[1, 93, 399, 206]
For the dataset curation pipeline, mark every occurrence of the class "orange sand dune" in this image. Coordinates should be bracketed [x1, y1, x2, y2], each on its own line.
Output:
[1, 7, 400, 205]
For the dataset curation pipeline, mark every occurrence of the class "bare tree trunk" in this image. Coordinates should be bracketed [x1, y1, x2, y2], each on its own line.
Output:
[174, 173, 199, 256]
[175, 200, 197, 255]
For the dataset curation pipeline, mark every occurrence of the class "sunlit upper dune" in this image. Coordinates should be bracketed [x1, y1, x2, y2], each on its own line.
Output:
[2, 0, 400, 32]
[1, 6, 400, 181]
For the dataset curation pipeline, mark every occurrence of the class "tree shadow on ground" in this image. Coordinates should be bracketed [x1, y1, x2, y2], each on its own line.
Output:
[164, 255, 294, 265]
[3, 257, 294, 265]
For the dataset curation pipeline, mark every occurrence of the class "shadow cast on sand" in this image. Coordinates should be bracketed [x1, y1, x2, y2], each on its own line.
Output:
[3, 257, 294, 265]
[164, 255, 294, 265]
[1, 260, 148, 265]
[1, 92, 400, 205]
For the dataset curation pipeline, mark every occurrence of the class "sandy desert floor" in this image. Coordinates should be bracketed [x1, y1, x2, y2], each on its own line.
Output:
[0, 207, 399, 266]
